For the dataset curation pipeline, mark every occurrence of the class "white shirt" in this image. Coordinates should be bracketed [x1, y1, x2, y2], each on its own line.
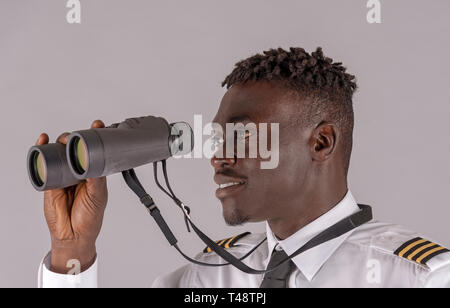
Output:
[39, 191, 450, 288]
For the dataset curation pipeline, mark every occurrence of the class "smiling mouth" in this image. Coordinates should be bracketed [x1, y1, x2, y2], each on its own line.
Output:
[218, 181, 245, 189]
[216, 181, 246, 198]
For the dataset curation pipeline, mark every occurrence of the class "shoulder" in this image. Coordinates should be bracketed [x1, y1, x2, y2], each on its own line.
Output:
[153, 232, 267, 288]
[346, 220, 450, 272]
[201, 232, 266, 256]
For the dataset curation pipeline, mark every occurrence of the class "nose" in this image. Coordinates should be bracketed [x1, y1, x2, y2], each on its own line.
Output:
[210, 152, 236, 169]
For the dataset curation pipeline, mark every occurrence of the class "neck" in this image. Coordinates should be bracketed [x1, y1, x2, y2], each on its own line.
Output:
[267, 180, 348, 240]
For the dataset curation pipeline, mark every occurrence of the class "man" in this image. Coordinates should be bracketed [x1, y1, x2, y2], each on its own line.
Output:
[37, 47, 450, 288]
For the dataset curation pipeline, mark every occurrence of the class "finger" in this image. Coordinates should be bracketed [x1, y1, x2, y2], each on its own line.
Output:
[44, 189, 72, 229]
[86, 176, 107, 190]
[56, 133, 70, 145]
[36, 133, 49, 146]
[91, 120, 105, 129]
[86, 176, 108, 209]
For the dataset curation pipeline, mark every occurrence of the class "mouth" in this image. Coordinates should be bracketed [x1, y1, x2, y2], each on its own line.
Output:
[214, 174, 247, 199]
[218, 181, 245, 189]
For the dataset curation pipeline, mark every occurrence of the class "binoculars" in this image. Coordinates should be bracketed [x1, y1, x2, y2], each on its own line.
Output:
[27, 116, 193, 191]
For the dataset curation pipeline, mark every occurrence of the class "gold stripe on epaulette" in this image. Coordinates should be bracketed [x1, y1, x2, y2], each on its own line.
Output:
[203, 232, 251, 254]
[394, 237, 450, 265]
[224, 235, 238, 249]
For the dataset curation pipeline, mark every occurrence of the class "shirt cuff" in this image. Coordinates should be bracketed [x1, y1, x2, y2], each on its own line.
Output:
[38, 251, 98, 288]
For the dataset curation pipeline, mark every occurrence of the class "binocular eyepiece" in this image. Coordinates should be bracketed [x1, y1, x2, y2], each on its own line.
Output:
[27, 116, 193, 191]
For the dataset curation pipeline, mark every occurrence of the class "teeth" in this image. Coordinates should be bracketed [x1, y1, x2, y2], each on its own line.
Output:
[219, 182, 243, 189]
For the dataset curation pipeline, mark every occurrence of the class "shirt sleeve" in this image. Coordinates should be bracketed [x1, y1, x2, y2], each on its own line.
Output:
[422, 250, 450, 288]
[151, 264, 192, 288]
[38, 252, 98, 288]
[424, 264, 450, 288]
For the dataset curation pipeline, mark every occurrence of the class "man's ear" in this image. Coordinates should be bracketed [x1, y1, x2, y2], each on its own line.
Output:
[309, 122, 337, 162]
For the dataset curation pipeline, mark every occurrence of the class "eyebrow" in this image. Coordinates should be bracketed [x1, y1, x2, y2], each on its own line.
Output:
[228, 115, 251, 123]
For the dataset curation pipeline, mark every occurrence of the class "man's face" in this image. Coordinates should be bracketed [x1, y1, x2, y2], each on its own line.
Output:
[211, 81, 314, 226]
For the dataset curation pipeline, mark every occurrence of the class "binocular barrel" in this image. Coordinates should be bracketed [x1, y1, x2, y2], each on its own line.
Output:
[27, 116, 193, 191]
[27, 143, 81, 191]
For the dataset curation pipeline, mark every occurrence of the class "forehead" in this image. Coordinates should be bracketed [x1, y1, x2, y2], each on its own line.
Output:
[213, 81, 301, 125]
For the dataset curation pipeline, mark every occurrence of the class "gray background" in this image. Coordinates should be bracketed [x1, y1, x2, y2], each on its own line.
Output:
[0, 0, 449, 288]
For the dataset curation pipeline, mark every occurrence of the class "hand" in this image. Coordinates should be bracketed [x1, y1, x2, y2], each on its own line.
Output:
[36, 120, 108, 274]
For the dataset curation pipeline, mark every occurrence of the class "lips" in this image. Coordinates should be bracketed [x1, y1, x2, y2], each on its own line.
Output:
[214, 173, 247, 199]
[218, 182, 244, 189]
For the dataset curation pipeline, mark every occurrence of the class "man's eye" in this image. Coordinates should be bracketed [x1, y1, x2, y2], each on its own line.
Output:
[211, 135, 224, 146]
[236, 130, 251, 140]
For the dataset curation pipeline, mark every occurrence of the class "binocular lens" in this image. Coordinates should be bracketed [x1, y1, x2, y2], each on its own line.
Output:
[31, 151, 47, 186]
[73, 137, 89, 174]
[27, 144, 82, 191]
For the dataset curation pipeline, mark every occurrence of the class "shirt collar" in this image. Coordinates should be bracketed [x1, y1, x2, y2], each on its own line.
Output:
[265, 190, 360, 281]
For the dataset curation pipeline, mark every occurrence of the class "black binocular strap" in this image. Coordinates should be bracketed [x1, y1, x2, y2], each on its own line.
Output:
[122, 167, 373, 275]
[122, 168, 264, 266]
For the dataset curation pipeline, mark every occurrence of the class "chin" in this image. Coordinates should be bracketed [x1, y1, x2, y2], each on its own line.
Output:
[221, 201, 250, 226]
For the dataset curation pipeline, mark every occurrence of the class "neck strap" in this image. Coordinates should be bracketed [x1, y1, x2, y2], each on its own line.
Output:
[122, 166, 373, 275]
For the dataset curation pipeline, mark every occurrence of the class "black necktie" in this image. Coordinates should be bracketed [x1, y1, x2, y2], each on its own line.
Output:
[260, 249, 296, 288]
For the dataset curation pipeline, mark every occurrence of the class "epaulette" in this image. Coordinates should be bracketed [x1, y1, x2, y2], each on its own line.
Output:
[203, 232, 251, 253]
[393, 237, 450, 266]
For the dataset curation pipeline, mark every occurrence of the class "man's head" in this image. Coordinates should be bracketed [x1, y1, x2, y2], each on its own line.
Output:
[211, 47, 357, 229]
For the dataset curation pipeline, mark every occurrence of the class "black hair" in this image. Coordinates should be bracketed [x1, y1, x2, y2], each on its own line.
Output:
[222, 47, 357, 174]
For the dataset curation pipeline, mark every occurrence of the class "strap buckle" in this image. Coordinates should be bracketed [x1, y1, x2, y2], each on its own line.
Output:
[140, 194, 155, 209]
[180, 202, 191, 220]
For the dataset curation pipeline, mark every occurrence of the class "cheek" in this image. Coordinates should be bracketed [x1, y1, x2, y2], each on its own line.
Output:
[282, 143, 310, 179]
[252, 142, 310, 194]
[231, 138, 310, 204]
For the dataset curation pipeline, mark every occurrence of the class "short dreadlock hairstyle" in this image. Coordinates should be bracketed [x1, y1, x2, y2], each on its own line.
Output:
[222, 47, 357, 175]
